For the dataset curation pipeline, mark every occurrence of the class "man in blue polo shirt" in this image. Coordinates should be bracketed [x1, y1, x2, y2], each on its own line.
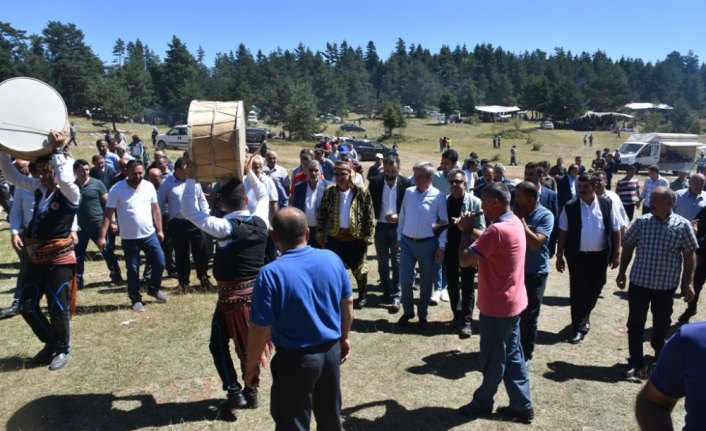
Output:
[246, 207, 353, 431]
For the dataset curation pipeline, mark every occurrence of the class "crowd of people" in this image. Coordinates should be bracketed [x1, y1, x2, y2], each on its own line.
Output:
[1, 131, 705, 429]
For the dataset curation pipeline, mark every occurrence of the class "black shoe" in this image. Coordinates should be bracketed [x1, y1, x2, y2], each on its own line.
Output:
[49, 352, 71, 371]
[497, 406, 534, 424]
[354, 296, 367, 309]
[397, 314, 415, 326]
[30, 344, 55, 366]
[0, 301, 19, 319]
[678, 309, 696, 324]
[220, 391, 247, 410]
[459, 323, 473, 339]
[569, 332, 585, 344]
[623, 364, 638, 378]
[244, 388, 259, 409]
[419, 318, 429, 329]
[389, 298, 401, 314]
[457, 403, 492, 418]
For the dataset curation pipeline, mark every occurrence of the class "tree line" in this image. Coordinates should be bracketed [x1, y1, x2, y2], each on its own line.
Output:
[1, 20, 705, 136]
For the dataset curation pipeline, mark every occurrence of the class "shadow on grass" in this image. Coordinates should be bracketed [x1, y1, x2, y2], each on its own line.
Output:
[342, 400, 474, 429]
[6, 394, 237, 430]
[352, 317, 461, 337]
[536, 326, 572, 346]
[543, 360, 629, 383]
[407, 349, 479, 380]
[74, 304, 127, 315]
[541, 295, 570, 307]
[612, 290, 629, 301]
[0, 356, 26, 373]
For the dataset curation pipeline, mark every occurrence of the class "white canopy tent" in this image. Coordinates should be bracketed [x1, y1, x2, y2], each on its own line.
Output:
[476, 105, 521, 114]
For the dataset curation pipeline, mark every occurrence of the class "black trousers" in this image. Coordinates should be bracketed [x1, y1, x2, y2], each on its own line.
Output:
[210, 303, 248, 393]
[567, 250, 608, 333]
[686, 260, 706, 314]
[623, 203, 635, 221]
[271, 341, 342, 431]
[627, 283, 675, 367]
[168, 218, 208, 284]
[445, 249, 476, 324]
[19, 263, 73, 354]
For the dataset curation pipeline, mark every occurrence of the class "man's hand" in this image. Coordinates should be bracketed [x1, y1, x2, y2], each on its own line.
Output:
[555, 256, 565, 273]
[110, 221, 119, 234]
[97, 236, 106, 251]
[244, 365, 261, 389]
[457, 212, 475, 232]
[70, 231, 79, 245]
[340, 338, 351, 364]
[616, 272, 627, 290]
[610, 255, 620, 269]
[157, 230, 164, 243]
[682, 285, 696, 303]
[49, 130, 67, 149]
[11, 234, 23, 252]
[512, 205, 525, 220]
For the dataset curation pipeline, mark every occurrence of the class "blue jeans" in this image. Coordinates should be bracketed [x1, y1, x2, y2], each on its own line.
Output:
[122, 233, 165, 304]
[434, 261, 447, 292]
[75, 224, 121, 289]
[400, 236, 436, 319]
[520, 273, 548, 361]
[374, 223, 400, 298]
[471, 314, 532, 412]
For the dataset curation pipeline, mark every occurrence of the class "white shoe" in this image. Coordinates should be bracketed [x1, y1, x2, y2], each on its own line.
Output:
[430, 290, 441, 305]
[132, 302, 145, 312]
[440, 289, 450, 302]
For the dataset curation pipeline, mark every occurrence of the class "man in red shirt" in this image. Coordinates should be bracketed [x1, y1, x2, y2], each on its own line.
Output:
[456, 182, 534, 424]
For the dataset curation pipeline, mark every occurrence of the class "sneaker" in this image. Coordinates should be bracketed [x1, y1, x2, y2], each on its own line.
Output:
[177, 281, 190, 293]
[132, 302, 145, 312]
[147, 289, 168, 303]
[354, 296, 367, 309]
[389, 298, 401, 314]
[430, 290, 441, 306]
[49, 352, 71, 371]
[220, 390, 247, 410]
[459, 323, 473, 339]
[623, 364, 639, 379]
[440, 289, 450, 302]
[30, 344, 55, 366]
[0, 300, 19, 319]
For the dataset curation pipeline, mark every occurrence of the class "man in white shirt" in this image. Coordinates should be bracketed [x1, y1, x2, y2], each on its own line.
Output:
[642, 165, 669, 215]
[289, 160, 329, 248]
[593, 170, 630, 234]
[158, 157, 211, 291]
[397, 161, 449, 328]
[265, 150, 290, 193]
[99, 160, 167, 312]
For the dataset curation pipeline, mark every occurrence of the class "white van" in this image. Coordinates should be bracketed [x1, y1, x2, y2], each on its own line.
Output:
[618, 133, 704, 173]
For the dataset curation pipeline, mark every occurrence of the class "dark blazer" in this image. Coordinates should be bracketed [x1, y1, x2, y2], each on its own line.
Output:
[90, 165, 118, 191]
[369, 174, 411, 220]
[539, 186, 559, 256]
[557, 174, 576, 211]
[289, 179, 330, 220]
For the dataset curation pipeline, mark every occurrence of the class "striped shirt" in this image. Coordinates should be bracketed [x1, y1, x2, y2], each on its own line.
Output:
[615, 177, 640, 205]
[623, 213, 698, 290]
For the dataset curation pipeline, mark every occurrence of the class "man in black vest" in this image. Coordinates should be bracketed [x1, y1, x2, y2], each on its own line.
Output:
[369, 156, 410, 312]
[556, 175, 621, 344]
[0, 131, 79, 370]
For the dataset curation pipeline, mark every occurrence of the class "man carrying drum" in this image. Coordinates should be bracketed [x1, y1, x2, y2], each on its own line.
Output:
[0, 131, 80, 371]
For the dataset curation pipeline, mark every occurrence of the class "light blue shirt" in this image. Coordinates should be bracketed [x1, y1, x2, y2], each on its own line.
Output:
[674, 189, 706, 221]
[397, 185, 449, 248]
[158, 174, 209, 221]
[9, 186, 34, 235]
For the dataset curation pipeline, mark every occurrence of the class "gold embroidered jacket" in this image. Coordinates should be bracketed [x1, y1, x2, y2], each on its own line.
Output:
[317, 184, 375, 245]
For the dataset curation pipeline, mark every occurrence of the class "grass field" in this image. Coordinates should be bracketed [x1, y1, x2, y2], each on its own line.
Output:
[0, 115, 702, 430]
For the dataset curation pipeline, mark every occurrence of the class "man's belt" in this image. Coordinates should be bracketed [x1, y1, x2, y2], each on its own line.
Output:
[217, 278, 256, 304]
[25, 237, 75, 265]
[403, 235, 435, 242]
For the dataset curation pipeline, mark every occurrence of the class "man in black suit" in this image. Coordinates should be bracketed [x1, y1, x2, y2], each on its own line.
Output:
[89, 154, 118, 191]
[369, 156, 410, 312]
[289, 160, 329, 248]
[557, 164, 580, 212]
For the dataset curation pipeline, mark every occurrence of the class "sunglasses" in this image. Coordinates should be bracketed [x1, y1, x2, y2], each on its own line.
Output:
[448, 180, 464, 185]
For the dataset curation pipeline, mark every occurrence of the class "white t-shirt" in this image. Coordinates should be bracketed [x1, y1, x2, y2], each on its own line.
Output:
[107, 180, 158, 240]
[244, 175, 278, 215]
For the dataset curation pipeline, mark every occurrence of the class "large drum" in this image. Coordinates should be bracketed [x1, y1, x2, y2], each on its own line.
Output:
[0, 77, 69, 159]
[188, 100, 247, 183]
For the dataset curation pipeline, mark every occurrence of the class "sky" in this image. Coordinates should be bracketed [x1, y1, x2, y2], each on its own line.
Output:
[4, 0, 706, 66]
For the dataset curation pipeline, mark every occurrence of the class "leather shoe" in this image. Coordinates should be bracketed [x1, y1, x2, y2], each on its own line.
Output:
[244, 388, 259, 409]
[497, 406, 534, 424]
[397, 314, 414, 326]
[389, 298, 401, 314]
[354, 296, 367, 309]
[457, 403, 492, 418]
[0, 301, 19, 319]
[623, 364, 639, 379]
[418, 317, 429, 329]
[220, 391, 247, 410]
[678, 309, 696, 324]
[569, 332, 585, 344]
[459, 323, 473, 339]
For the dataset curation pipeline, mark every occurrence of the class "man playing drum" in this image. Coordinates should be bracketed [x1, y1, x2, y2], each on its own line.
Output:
[0, 131, 79, 370]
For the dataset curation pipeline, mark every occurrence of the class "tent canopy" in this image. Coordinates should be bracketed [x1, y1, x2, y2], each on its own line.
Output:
[625, 102, 673, 110]
[475, 105, 521, 114]
[579, 111, 634, 119]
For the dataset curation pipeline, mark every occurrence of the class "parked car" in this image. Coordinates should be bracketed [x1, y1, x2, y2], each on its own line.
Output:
[340, 123, 366, 132]
[155, 125, 189, 150]
[344, 139, 397, 161]
[540, 120, 554, 130]
[320, 113, 342, 123]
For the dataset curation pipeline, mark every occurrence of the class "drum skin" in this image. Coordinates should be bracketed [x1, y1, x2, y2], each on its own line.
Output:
[188, 100, 246, 183]
[0, 77, 69, 160]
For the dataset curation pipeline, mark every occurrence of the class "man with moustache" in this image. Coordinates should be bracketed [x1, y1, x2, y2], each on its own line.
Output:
[290, 160, 329, 248]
